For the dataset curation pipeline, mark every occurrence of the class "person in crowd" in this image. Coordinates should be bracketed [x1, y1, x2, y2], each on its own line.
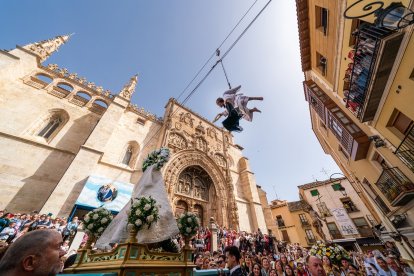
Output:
[250, 263, 263, 276]
[225, 245, 245, 276]
[0, 221, 16, 242]
[261, 257, 271, 276]
[296, 262, 309, 276]
[202, 257, 210, 270]
[0, 212, 10, 232]
[243, 255, 253, 274]
[340, 258, 351, 276]
[322, 255, 340, 276]
[285, 265, 294, 276]
[36, 214, 52, 229]
[307, 255, 326, 276]
[0, 229, 65, 276]
[347, 264, 361, 276]
[385, 242, 401, 259]
[28, 214, 40, 231]
[375, 256, 397, 276]
[269, 269, 277, 276]
[275, 260, 284, 276]
[218, 254, 226, 269]
[63, 216, 79, 242]
[194, 253, 204, 270]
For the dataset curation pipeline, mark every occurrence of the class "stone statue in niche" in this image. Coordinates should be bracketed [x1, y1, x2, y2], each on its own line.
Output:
[195, 121, 205, 135]
[195, 137, 207, 152]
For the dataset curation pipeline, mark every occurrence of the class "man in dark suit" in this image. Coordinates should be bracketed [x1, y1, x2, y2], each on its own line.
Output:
[224, 246, 246, 276]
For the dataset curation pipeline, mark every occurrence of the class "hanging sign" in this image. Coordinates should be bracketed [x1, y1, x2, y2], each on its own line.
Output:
[331, 207, 359, 235]
[75, 175, 133, 212]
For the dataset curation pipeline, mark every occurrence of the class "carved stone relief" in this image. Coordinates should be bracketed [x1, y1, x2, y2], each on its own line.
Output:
[179, 112, 194, 128]
[168, 132, 188, 150]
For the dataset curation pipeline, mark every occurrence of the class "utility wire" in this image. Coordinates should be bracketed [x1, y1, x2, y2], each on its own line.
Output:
[140, 0, 272, 151]
[176, 0, 259, 101]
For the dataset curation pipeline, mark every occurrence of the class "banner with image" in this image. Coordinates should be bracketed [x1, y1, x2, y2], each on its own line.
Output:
[331, 207, 359, 236]
[75, 175, 133, 212]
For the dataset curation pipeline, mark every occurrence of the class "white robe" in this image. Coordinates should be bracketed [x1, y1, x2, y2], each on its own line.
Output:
[222, 85, 253, 122]
[95, 165, 179, 249]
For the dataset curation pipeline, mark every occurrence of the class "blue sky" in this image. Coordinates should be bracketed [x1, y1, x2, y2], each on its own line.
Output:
[1, 0, 340, 201]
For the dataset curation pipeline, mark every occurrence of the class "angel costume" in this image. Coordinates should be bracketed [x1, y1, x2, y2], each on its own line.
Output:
[95, 163, 179, 249]
[222, 85, 254, 122]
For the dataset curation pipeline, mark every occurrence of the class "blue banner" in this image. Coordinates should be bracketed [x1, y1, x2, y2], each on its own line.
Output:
[75, 175, 133, 212]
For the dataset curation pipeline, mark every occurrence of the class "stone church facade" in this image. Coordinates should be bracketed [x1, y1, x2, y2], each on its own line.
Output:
[0, 35, 268, 232]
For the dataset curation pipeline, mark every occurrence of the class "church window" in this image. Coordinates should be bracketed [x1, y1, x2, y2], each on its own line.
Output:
[38, 116, 62, 139]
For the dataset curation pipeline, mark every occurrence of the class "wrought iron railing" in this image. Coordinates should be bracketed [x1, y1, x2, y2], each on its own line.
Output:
[376, 167, 414, 206]
[300, 220, 310, 227]
[345, 25, 390, 119]
[396, 125, 414, 173]
[306, 236, 316, 245]
[345, 24, 403, 122]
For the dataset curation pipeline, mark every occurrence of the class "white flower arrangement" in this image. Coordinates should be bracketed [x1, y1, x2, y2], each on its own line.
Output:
[176, 212, 200, 238]
[82, 207, 113, 237]
[142, 148, 170, 172]
[127, 196, 160, 231]
[309, 241, 350, 266]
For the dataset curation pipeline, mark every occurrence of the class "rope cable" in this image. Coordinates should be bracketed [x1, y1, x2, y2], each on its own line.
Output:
[176, 0, 259, 101]
[139, 0, 272, 151]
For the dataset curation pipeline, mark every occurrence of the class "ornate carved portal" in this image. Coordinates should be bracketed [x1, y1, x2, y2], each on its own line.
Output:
[165, 150, 235, 228]
[176, 166, 211, 201]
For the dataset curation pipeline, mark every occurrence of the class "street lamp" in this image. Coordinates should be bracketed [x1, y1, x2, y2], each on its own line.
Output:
[344, 1, 414, 30]
[339, 186, 348, 197]
[375, 2, 414, 30]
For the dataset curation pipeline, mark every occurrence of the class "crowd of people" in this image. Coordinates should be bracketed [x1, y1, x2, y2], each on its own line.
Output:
[1, 210, 414, 276]
[190, 226, 414, 276]
[0, 210, 79, 259]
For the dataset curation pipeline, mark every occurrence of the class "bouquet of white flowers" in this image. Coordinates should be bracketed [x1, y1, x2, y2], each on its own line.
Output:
[309, 240, 350, 266]
[127, 196, 160, 231]
[142, 148, 170, 172]
[177, 212, 200, 238]
[82, 207, 113, 237]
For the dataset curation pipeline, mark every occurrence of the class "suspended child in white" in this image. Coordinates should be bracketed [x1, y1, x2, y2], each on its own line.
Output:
[95, 148, 179, 249]
[213, 85, 263, 132]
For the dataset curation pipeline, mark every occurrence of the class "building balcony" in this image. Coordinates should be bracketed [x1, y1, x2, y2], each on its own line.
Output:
[306, 236, 316, 245]
[344, 25, 404, 122]
[301, 220, 311, 227]
[329, 230, 343, 240]
[304, 80, 370, 161]
[376, 167, 414, 206]
[396, 125, 414, 174]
